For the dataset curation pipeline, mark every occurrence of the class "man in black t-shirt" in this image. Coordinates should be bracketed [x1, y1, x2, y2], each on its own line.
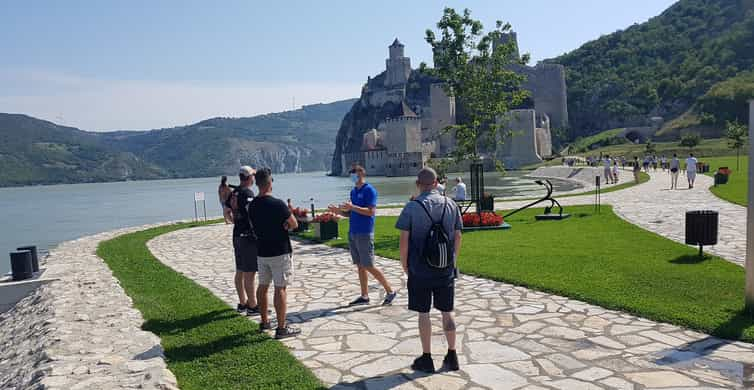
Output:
[231, 166, 260, 316]
[249, 168, 301, 339]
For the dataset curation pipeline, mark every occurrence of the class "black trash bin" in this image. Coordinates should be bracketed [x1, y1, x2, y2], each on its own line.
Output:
[685, 210, 718, 257]
[17, 245, 39, 272]
[10, 251, 33, 281]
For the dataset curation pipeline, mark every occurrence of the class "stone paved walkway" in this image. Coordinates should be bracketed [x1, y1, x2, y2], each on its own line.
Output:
[379, 170, 747, 266]
[149, 224, 754, 389]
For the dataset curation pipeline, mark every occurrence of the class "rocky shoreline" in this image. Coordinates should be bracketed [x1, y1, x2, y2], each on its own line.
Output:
[0, 225, 179, 390]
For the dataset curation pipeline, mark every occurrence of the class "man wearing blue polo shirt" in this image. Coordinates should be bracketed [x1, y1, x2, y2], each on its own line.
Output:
[329, 165, 397, 306]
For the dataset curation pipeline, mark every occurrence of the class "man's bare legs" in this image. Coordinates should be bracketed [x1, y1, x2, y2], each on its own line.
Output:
[418, 312, 432, 354]
[235, 271, 246, 306]
[243, 272, 257, 308]
[257, 283, 270, 325]
[441, 312, 456, 350]
[358, 265, 394, 296]
[274, 286, 287, 329]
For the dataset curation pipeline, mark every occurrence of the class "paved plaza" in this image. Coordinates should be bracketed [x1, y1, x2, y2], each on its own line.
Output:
[149, 217, 754, 389]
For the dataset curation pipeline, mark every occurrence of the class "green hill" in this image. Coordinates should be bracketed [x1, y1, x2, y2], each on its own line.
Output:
[0, 99, 356, 187]
[550, 0, 754, 136]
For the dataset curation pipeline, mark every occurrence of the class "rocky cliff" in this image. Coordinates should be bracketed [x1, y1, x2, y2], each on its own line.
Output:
[331, 71, 438, 175]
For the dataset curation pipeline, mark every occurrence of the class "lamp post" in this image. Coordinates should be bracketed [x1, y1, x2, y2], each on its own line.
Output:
[746, 100, 754, 313]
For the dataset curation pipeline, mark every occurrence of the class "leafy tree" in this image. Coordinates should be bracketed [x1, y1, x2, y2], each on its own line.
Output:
[645, 141, 656, 155]
[424, 8, 529, 164]
[679, 133, 702, 151]
[725, 120, 747, 170]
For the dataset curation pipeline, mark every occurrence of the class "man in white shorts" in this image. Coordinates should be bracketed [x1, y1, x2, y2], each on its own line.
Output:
[685, 153, 698, 189]
[250, 168, 300, 339]
[603, 155, 613, 184]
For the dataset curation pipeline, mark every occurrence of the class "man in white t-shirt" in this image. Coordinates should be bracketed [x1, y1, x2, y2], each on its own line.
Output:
[603, 155, 613, 184]
[685, 153, 698, 189]
[669, 153, 680, 190]
[452, 177, 467, 201]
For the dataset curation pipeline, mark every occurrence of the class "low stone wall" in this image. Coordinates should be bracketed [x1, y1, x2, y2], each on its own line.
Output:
[0, 225, 178, 390]
[528, 166, 620, 191]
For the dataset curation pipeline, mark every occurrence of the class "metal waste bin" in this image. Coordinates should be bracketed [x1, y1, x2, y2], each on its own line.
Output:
[10, 251, 33, 281]
[17, 245, 39, 272]
[685, 210, 718, 256]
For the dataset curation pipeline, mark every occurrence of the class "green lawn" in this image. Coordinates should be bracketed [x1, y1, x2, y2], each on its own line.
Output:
[704, 155, 748, 206]
[97, 221, 323, 390]
[299, 206, 754, 342]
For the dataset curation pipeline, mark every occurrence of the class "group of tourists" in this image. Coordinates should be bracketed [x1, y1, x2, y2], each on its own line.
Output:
[219, 164, 463, 373]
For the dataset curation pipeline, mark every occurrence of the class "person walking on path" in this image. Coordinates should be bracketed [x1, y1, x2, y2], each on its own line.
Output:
[396, 167, 463, 373]
[329, 165, 397, 306]
[603, 155, 613, 184]
[669, 153, 680, 190]
[686, 153, 699, 189]
[219, 176, 234, 224]
[633, 157, 642, 183]
[250, 168, 301, 339]
[230, 166, 260, 315]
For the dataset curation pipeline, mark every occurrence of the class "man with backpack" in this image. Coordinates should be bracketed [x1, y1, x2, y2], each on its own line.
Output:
[230, 165, 261, 315]
[396, 167, 463, 373]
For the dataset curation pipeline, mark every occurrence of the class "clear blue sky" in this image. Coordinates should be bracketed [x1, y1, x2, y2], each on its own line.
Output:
[0, 0, 677, 131]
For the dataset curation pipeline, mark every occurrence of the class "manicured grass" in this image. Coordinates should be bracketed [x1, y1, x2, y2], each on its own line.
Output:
[299, 206, 754, 342]
[704, 155, 748, 206]
[97, 221, 323, 390]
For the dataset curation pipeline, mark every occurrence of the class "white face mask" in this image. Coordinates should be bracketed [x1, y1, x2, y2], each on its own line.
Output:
[350, 173, 359, 184]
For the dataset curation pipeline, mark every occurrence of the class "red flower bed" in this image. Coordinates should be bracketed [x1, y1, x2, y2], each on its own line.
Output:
[312, 212, 340, 224]
[291, 207, 309, 219]
[463, 212, 503, 227]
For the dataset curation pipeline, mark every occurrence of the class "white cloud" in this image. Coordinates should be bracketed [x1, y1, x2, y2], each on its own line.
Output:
[0, 69, 360, 131]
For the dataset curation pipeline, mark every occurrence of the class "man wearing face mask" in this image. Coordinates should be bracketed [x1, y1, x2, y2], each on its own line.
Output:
[329, 165, 397, 306]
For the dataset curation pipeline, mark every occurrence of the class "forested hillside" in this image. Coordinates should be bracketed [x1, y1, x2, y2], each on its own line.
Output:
[0, 99, 355, 187]
[550, 0, 754, 136]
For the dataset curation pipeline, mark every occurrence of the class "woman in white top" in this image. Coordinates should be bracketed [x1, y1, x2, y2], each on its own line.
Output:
[669, 154, 680, 189]
[685, 153, 698, 189]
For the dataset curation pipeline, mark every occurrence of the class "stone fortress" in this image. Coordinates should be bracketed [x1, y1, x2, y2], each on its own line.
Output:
[334, 34, 568, 176]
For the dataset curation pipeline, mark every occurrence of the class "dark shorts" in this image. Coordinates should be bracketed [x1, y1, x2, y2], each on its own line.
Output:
[408, 279, 455, 313]
[349, 233, 375, 268]
[233, 235, 258, 273]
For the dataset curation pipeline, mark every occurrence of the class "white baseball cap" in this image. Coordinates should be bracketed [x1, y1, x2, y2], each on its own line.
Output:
[239, 165, 254, 178]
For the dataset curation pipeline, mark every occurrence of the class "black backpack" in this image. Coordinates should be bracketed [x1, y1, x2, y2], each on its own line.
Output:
[414, 198, 454, 269]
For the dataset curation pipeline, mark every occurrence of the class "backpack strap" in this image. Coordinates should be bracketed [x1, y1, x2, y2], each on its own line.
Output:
[413, 197, 448, 224]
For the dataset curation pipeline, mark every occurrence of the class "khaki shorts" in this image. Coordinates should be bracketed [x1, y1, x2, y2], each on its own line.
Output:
[258, 253, 294, 287]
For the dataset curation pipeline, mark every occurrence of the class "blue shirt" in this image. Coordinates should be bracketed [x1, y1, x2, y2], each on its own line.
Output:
[395, 190, 463, 287]
[350, 183, 377, 234]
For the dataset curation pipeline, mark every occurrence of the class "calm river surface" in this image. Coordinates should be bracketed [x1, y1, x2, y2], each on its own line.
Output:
[0, 171, 578, 275]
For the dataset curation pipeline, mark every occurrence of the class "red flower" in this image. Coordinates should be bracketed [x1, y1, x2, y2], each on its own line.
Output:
[313, 212, 340, 224]
[463, 212, 502, 227]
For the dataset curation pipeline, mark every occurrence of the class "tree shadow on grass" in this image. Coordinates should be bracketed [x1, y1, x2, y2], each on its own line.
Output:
[669, 254, 710, 264]
[142, 309, 237, 335]
[163, 331, 268, 363]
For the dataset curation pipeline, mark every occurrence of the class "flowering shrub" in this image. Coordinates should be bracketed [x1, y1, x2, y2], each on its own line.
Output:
[291, 207, 309, 219]
[462, 212, 503, 227]
[312, 212, 340, 224]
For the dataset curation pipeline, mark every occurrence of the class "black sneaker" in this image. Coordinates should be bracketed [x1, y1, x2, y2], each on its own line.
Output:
[349, 296, 370, 306]
[411, 354, 435, 373]
[259, 321, 273, 331]
[274, 326, 301, 339]
[382, 291, 397, 306]
[236, 304, 247, 313]
[246, 306, 260, 315]
[442, 350, 459, 371]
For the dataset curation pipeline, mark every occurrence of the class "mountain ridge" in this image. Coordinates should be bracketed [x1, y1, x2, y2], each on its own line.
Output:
[0, 99, 356, 187]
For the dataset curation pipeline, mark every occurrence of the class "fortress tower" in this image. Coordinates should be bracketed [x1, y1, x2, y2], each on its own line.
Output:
[384, 38, 411, 87]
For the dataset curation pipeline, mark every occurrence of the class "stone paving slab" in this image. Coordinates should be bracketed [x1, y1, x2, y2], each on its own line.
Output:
[149, 224, 754, 389]
[379, 170, 746, 266]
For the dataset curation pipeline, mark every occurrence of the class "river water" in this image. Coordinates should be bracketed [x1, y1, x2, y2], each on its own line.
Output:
[0, 171, 579, 275]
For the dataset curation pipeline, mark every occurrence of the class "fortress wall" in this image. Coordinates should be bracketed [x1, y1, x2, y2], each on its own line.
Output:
[383, 117, 421, 154]
[521, 64, 569, 129]
[385, 152, 426, 177]
[498, 109, 542, 168]
[535, 127, 553, 158]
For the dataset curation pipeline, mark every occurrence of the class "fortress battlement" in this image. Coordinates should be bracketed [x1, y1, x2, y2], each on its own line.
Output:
[384, 116, 421, 123]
